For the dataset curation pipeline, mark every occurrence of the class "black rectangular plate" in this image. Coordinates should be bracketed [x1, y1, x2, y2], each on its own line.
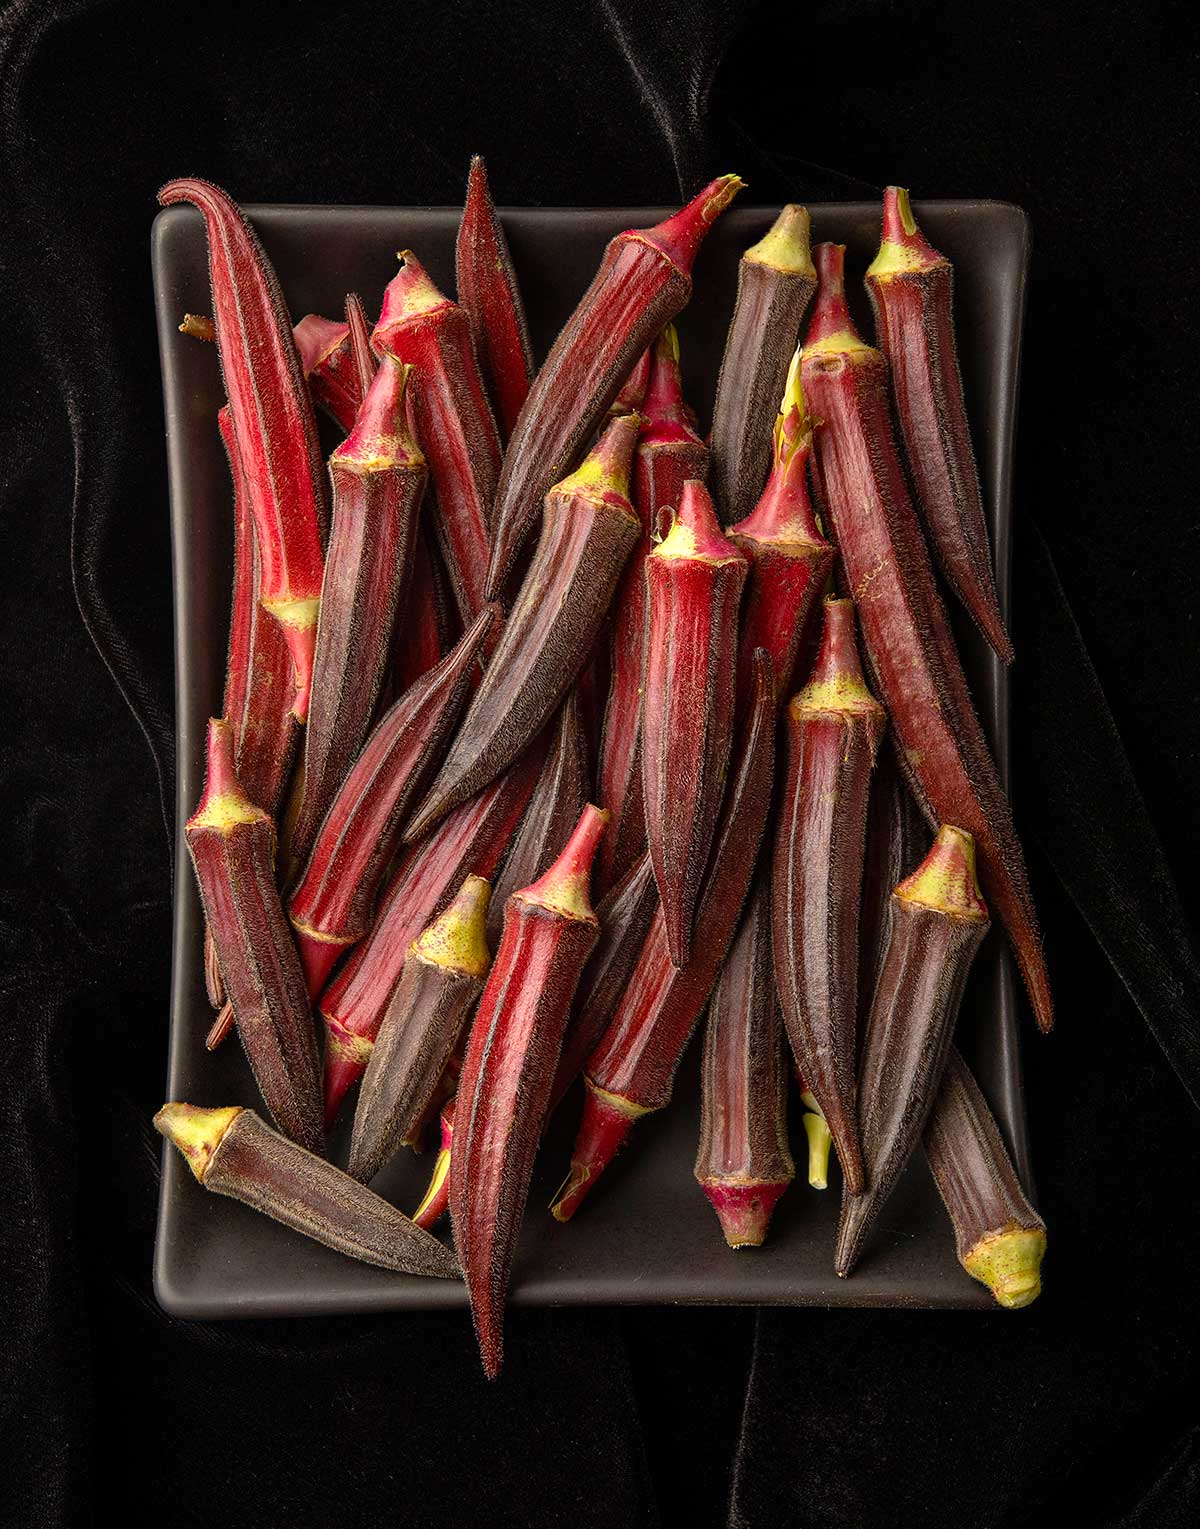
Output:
[153, 199, 1031, 1318]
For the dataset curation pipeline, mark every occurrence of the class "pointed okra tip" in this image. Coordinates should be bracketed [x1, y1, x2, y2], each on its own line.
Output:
[333, 353, 424, 474]
[744, 203, 815, 277]
[375, 249, 453, 341]
[866, 186, 948, 280]
[187, 719, 270, 835]
[154, 1102, 242, 1181]
[343, 292, 376, 396]
[896, 825, 989, 921]
[802, 243, 874, 359]
[520, 805, 609, 922]
[731, 351, 828, 552]
[551, 411, 641, 506]
[653, 480, 745, 565]
[963, 1226, 1046, 1308]
[791, 599, 885, 721]
[412, 874, 492, 978]
[639, 173, 746, 274]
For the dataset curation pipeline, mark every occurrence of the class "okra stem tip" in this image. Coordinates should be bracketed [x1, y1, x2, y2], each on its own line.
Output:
[866, 187, 947, 280]
[802, 1111, 832, 1190]
[179, 312, 216, 342]
[804, 244, 871, 356]
[963, 1226, 1046, 1309]
[549, 1081, 644, 1221]
[701, 1179, 789, 1249]
[792, 599, 885, 719]
[294, 313, 349, 375]
[412, 874, 491, 976]
[895, 825, 989, 921]
[189, 719, 266, 833]
[641, 173, 745, 275]
[376, 249, 451, 331]
[656, 480, 744, 564]
[154, 1102, 242, 1181]
[522, 805, 609, 921]
[744, 203, 815, 277]
[553, 410, 641, 501]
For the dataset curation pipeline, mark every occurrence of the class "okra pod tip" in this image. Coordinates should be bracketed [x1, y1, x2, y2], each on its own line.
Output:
[865, 186, 948, 280]
[963, 1226, 1046, 1310]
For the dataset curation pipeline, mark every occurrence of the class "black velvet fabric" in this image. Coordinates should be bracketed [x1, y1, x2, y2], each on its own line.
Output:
[1, 1, 1197, 1523]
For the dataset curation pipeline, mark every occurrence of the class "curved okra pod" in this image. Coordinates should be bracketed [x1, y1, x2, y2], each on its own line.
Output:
[801, 243, 1051, 1032]
[865, 189, 1013, 663]
[551, 651, 776, 1222]
[710, 205, 817, 525]
[643, 479, 747, 967]
[486, 175, 745, 598]
[452, 806, 608, 1378]
[405, 414, 641, 842]
[455, 155, 535, 443]
[836, 825, 991, 1277]
[771, 598, 886, 1196]
[186, 721, 324, 1154]
[158, 179, 326, 721]
[155, 1104, 457, 1278]
[695, 877, 794, 1248]
[348, 877, 492, 1185]
[413, 1098, 456, 1230]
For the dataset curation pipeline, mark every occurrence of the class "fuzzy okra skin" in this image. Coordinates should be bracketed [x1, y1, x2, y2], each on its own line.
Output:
[710, 204, 817, 526]
[372, 252, 501, 628]
[696, 877, 794, 1248]
[155, 1104, 458, 1278]
[318, 742, 546, 1127]
[866, 189, 1013, 664]
[643, 479, 747, 968]
[288, 603, 501, 998]
[393, 526, 453, 697]
[158, 179, 326, 721]
[596, 324, 708, 894]
[836, 825, 991, 1277]
[924, 1046, 1046, 1308]
[858, 743, 926, 1030]
[551, 651, 776, 1223]
[413, 1098, 456, 1229]
[452, 806, 608, 1379]
[348, 877, 491, 1185]
[608, 347, 652, 416]
[186, 721, 324, 1155]
[406, 413, 642, 843]
[294, 314, 359, 432]
[772, 598, 885, 1197]
[455, 155, 535, 443]
[802, 243, 1052, 1033]
[485, 174, 745, 599]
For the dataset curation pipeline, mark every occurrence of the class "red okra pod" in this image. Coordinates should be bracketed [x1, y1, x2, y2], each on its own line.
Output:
[771, 598, 886, 1196]
[372, 252, 501, 627]
[596, 324, 708, 893]
[392, 525, 453, 697]
[801, 243, 1052, 1032]
[455, 155, 535, 443]
[348, 876, 492, 1185]
[551, 651, 776, 1222]
[158, 179, 326, 721]
[413, 1097, 456, 1230]
[643, 479, 747, 968]
[406, 414, 641, 842]
[288, 603, 501, 998]
[452, 806, 608, 1378]
[865, 189, 1013, 663]
[155, 1103, 457, 1279]
[318, 743, 546, 1127]
[293, 313, 358, 432]
[710, 204, 817, 525]
[486, 175, 745, 598]
[185, 721, 323, 1154]
[924, 1046, 1045, 1308]
[835, 825, 991, 1277]
[607, 347, 652, 417]
[695, 876, 794, 1248]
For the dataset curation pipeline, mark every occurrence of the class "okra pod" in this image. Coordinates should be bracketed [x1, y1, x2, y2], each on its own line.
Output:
[293, 313, 358, 431]
[413, 1098, 456, 1230]
[607, 347, 652, 417]
[392, 525, 453, 697]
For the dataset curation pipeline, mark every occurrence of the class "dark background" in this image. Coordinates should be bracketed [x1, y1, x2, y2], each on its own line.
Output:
[2, 1, 1198, 1524]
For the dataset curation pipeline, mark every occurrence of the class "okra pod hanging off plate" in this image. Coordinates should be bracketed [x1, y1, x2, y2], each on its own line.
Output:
[865, 189, 1013, 663]
[695, 876, 794, 1248]
[452, 806, 608, 1378]
[406, 413, 641, 842]
[455, 155, 535, 443]
[372, 252, 501, 628]
[413, 1097, 456, 1230]
[158, 178, 327, 721]
[643, 479, 747, 968]
[486, 175, 744, 598]
[155, 1104, 458, 1278]
[772, 598, 886, 1196]
[551, 651, 776, 1223]
[836, 825, 991, 1277]
[801, 243, 1052, 1032]
[924, 1046, 1046, 1308]
[288, 603, 501, 998]
[185, 721, 324, 1155]
[710, 204, 817, 525]
[348, 876, 492, 1186]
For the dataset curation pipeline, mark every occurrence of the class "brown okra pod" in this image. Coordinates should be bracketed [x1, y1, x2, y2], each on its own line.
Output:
[711, 204, 817, 525]
[771, 598, 885, 1196]
[835, 825, 990, 1277]
[865, 189, 1013, 663]
[348, 877, 491, 1185]
[858, 743, 926, 1032]
[452, 806, 608, 1378]
[155, 1103, 457, 1278]
[406, 414, 641, 842]
[695, 876, 794, 1248]
[412, 1097, 456, 1230]
[185, 721, 323, 1154]
[924, 1046, 1046, 1308]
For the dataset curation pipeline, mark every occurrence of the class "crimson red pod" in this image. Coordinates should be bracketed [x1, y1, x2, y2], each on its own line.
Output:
[642, 479, 747, 968]
[485, 175, 745, 598]
[294, 313, 359, 431]
[801, 242, 1052, 1032]
[452, 806, 608, 1378]
[607, 347, 652, 417]
[391, 525, 454, 698]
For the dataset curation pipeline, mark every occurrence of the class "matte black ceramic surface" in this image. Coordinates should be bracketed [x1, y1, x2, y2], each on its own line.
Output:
[153, 200, 1031, 1318]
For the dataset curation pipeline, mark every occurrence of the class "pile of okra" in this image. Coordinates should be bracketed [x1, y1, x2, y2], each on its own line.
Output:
[158, 164, 1048, 1379]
